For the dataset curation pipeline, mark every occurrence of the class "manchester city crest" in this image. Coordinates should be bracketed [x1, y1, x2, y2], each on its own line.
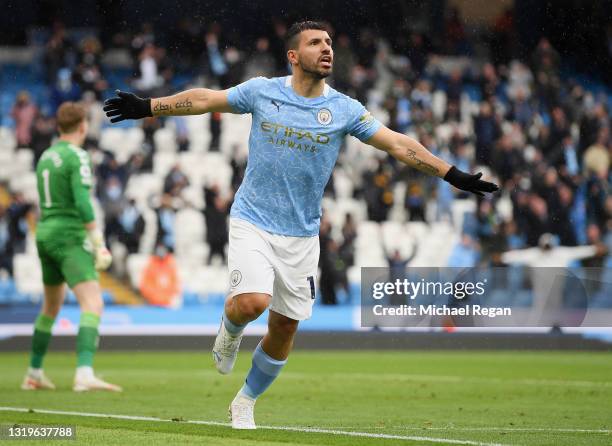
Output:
[230, 270, 242, 287]
[317, 108, 332, 125]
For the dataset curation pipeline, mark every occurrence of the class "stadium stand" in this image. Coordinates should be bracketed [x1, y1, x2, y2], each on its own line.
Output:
[0, 12, 610, 312]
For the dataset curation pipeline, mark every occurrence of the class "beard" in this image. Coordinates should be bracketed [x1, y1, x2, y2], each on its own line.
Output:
[300, 59, 332, 79]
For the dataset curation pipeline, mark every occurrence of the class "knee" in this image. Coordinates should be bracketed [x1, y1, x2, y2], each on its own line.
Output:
[81, 295, 104, 315]
[42, 301, 62, 318]
[235, 295, 268, 320]
[269, 317, 299, 339]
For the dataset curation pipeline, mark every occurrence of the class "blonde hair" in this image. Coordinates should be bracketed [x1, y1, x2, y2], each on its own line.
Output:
[57, 102, 86, 134]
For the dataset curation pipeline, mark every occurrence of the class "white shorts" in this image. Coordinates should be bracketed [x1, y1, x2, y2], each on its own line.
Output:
[228, 218, 319, 321]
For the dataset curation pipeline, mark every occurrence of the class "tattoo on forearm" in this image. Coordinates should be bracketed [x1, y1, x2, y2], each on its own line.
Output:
[175, 98, 193, 112]
[153, 101, 172, 114]
[406, 149, 440, 175]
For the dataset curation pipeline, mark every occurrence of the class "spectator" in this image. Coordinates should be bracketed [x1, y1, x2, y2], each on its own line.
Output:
[230, 148, 247, 194]
[384, 246, 417, 305]
[579, 103, 609, 156]
[448, 234, 480, 267]
[405, 183, 426, 222]
[30, 113, 56, 165]
[172, 116, 190, 152]
[140, 241, 181, 308]
[406, 32, 429, 76]
[74, 36, 107, 98]
[116, 199, 146, 254]
[583, 127, 610, 177]
[244, 37, 276, 80]
[319, 237, 340, 305]
[134, 43, 162, 96]
[0, 204, 12, 276]
[473, 101, 501, 165]
[444, 7, 469, 55]
[337, 213, 357, 295]
[11, 91, 38, 148]
[490, 8, 516, 65]
[155, 193, 177, 252]
[7, 192, 32, 255]
[82, 91, 105, 144]
[364, 161, 394, 222]
[50, 68, 81, 113]
[163, 163, 190, 197]
[209, 112, 222, 152]
[202, 29, 228, 86]
[43, 22, 74, 83]
[331, 34, 356, 93]
[204, 185, 230, 264]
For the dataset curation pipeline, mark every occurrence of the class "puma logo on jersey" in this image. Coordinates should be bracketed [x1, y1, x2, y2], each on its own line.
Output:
[271, 100, 282, 112]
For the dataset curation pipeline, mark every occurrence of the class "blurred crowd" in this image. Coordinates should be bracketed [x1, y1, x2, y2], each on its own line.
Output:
[2, 9, 611, 305]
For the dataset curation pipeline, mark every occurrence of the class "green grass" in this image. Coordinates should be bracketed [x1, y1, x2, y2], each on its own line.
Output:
[1, 350, 611, 445]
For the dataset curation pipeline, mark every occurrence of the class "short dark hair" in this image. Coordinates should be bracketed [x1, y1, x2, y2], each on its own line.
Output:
[285, 21, 327, 51]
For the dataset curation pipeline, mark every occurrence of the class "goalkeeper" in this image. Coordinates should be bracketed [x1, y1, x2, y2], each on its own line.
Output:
[21, 102, 121, 392]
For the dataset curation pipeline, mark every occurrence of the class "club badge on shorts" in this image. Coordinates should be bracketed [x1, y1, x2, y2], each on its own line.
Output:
[317, 108, 332, 125]
[230, 270, 242, 287]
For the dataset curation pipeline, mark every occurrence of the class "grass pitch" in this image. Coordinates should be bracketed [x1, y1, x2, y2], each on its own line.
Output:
[1, 350, 611, 445]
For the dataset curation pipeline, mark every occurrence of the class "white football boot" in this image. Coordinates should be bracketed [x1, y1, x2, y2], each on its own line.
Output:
[212, 317, 243, 375]
[21, 368, 56, 390]
[73, 367, 122, 392]
[229, 393, 256, 429]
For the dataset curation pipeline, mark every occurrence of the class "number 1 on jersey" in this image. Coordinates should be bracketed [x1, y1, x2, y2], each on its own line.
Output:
[42, 169, 52, 207]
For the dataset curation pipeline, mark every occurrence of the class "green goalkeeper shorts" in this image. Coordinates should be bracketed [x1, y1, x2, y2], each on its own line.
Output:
[36, 228, 98, 288]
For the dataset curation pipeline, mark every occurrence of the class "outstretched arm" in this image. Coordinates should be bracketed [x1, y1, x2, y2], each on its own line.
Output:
[103, 88, 233, 123]
[366, 126, 499, 196]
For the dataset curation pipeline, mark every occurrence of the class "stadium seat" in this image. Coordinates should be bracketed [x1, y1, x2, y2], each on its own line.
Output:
[126, 253, 149, 289]
[153, 152, 178, 176]
[451, 199, 476, 233]
[333, 168, 354, 199]
[14, 149, 34, 173]
[174, 208, 206, 258]
[153, 127, 178, 153]
[219, 113, 251, 158]
[13, 253, 43, 296]
[138, 208, 158, 255]
[0, 126, 16, 152]
[185, 113, 211, 152]
[125, 173, 163, 207]
[9, 172, 37, 201]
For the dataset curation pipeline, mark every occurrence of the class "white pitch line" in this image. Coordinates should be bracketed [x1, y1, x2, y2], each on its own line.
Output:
[281, 372, 612, 388]
[322, 426, 612, 434]
[0, 407, 511, 446]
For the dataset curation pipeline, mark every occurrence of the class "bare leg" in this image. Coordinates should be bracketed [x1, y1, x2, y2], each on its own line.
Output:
[261, 310, 299, 360]
[224, 292, 271, 325]
[42, 284, 66, 318]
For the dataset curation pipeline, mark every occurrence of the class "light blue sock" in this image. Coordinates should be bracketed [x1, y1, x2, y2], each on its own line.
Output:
[223, 312, 246, 335]
[239, 342, 287, 400]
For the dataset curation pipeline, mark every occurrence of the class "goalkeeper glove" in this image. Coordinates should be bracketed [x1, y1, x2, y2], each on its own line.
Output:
[103, 90, 152, 123]
[87, 228, 112, 271]
[443, 166, 499, 196]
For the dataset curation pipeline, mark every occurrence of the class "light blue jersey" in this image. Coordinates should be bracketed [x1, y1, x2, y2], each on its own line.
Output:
[227, 75, 382, 236]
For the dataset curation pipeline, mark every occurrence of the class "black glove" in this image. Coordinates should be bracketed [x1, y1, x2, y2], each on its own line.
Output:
[103, 90, 152, 123]
[443, 166, 499, 196]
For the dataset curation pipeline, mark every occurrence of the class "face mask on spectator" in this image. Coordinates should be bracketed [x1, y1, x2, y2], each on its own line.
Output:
[107, 184, 122, 200]
[155, 246, 168, 258]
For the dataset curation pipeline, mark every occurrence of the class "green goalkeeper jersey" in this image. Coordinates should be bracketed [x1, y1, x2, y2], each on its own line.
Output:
[35, 140, 95, 234]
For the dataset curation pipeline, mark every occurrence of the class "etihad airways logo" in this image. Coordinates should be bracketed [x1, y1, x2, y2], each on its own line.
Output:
[261, 121, 330, 153]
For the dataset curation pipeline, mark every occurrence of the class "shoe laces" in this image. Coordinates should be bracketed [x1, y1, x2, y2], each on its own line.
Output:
[234, 399, 254, 423]
[219, 330, 241, 356]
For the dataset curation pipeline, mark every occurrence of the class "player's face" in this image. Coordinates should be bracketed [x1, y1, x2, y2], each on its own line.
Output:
[295, 29, 333, 79]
